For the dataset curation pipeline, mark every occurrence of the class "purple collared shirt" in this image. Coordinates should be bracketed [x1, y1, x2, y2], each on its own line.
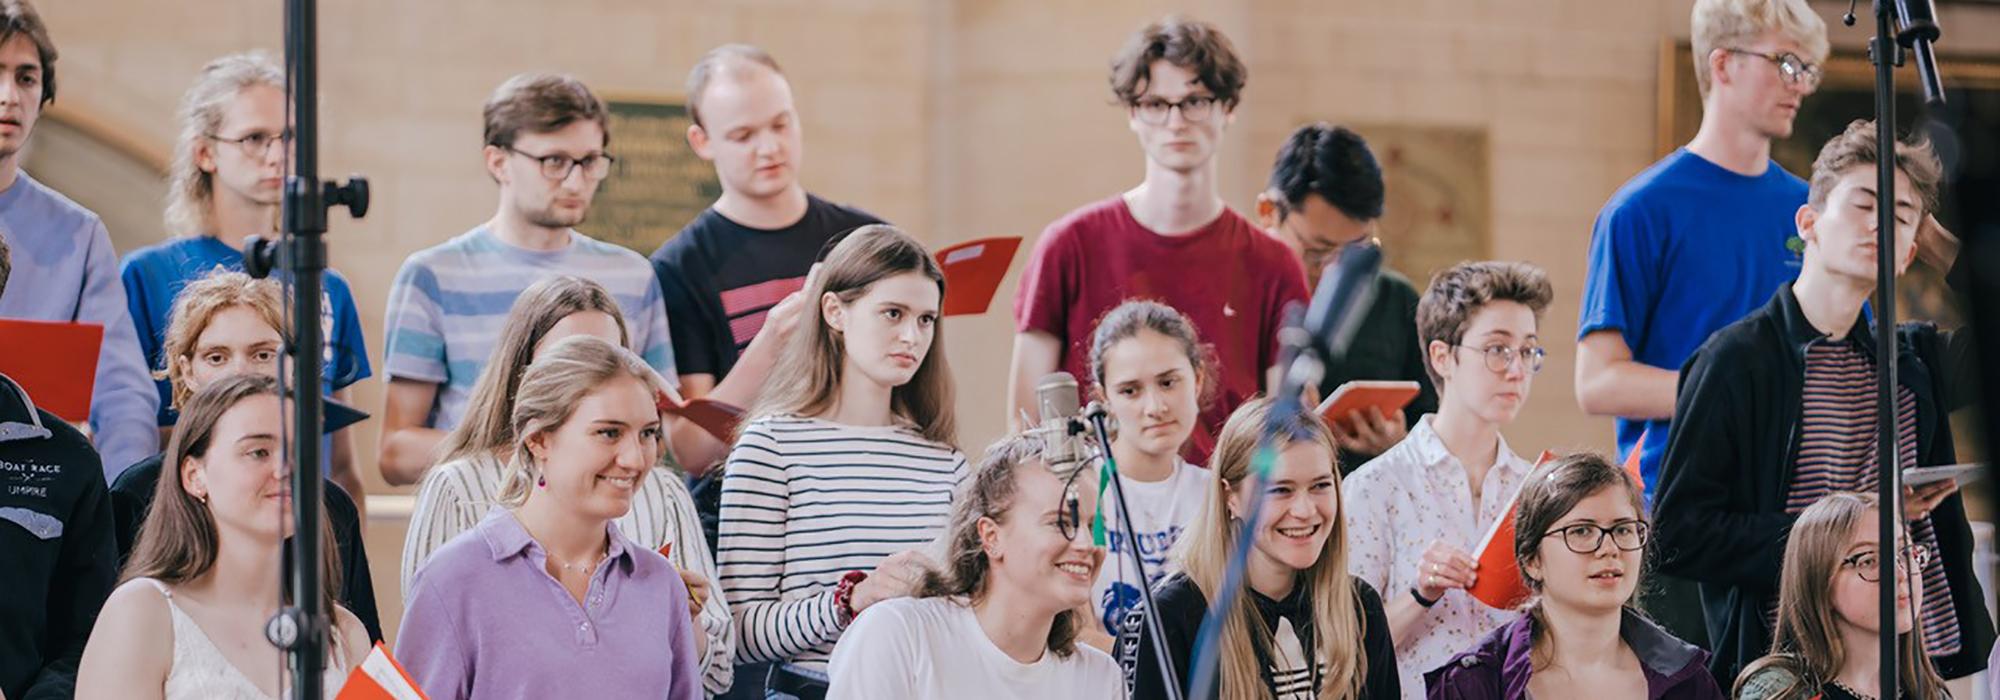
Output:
[397, 507, 701, 700]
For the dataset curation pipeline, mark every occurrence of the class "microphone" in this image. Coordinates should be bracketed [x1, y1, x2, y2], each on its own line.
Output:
[1893, 0, 1946, 106]
[1302, 239, 1385, 362]
[1033, 372, 1095, 477]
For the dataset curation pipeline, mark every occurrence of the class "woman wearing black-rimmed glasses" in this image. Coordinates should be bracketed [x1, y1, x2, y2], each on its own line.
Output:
[1427, 453, 1723, 699]
[1734, 492, 1950, 700]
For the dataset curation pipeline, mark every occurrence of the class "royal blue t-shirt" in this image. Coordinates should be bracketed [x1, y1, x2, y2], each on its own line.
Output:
[1578, 149, 1807, 501]
[118, 236, 372, 463]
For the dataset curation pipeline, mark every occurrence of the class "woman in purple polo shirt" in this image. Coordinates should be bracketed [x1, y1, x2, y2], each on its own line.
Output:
[396, 336, 701, 700]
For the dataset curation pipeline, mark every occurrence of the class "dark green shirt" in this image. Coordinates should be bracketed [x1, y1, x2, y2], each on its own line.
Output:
[1316, 269, 1437, 472]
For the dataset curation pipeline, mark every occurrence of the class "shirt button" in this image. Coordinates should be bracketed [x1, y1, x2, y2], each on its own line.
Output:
[581, 622, 591, 631]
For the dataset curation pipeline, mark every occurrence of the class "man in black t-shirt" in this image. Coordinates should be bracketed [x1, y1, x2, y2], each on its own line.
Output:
[651, 44, 882, 475]
[0, 232, 120, 700]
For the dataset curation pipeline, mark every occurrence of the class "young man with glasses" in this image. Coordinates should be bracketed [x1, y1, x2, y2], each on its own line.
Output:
[1652, 121, 1993, 685]
[378, 73, 674, 486]
[1010, 15, 1307, 465]
[1576, 0, 1826, 502]
[1256, 122, 1436, 472]
[0, 0, 160, 481]
[1575, 0, 1827, 651]
[119, 52, 373, 506]
[1342, 260, 1553, 698]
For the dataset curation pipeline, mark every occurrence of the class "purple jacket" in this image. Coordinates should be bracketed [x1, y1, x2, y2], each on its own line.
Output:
[1424, 609, 1722, 700]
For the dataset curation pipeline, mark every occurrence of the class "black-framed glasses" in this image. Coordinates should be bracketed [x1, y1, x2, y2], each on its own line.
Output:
[207, 129, 292, 159]
[1542, 520, 1650, 554]
[1131, 95, 1219, 125]
[1055, 464, 1097, 543]
[508, 147, 615, 181]
[1841, 544, 1933, 582]
[1723, 48, 1823, 89]
[1451, 343, 1547, 374]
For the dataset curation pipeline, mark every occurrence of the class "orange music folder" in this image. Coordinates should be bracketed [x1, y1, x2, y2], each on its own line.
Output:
[0, 319, 104, 423]
[336, 642, 428, 700]
[1467, 450, 1556, 610]
[1316, 380, 1421, 428]
[934, 236, 1022, 317]
[1466, 436, 1646, 610]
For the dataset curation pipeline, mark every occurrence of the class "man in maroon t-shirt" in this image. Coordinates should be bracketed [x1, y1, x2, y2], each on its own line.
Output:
[1008, 15, 1309, 465]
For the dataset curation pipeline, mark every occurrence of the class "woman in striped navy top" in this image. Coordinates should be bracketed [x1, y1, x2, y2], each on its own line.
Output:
[717, 225, 966, 699]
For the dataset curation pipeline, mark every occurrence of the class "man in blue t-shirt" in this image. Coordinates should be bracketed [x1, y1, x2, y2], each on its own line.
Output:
[1576, 0, 1828, 499]
[1574, 0, 1826, 649]
[119, 52, 372, 507]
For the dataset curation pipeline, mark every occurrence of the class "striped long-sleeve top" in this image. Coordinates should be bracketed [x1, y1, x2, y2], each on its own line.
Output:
[401, 453, 735, 694]
[716, 414, 968, 676]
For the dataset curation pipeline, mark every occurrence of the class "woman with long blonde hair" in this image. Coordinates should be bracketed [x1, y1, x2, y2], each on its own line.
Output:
[1735, 492, 1949, 699]
[396, 336, 702, 699]
[399, 274, 730, 693]
[1125, 396, 1398, 699]
[716, 224, 968, 698]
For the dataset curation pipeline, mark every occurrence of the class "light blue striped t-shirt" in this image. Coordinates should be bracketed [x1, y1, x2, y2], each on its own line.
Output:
[381, 225, 674, 429]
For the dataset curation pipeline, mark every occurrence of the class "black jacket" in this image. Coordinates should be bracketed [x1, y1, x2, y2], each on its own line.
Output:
[109, 453, 384, 643]
[1652, 283, 1992, 683]
[1120, 572, 1401, 699]
[0, 374, 118, 700]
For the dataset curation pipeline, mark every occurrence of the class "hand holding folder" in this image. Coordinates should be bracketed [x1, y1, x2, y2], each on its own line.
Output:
[656, 390, 746, 446]
[1465, 436, 1646, 610]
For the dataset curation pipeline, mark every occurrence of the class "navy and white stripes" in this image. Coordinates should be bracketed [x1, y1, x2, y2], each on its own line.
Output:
[716, 414, 967, 674]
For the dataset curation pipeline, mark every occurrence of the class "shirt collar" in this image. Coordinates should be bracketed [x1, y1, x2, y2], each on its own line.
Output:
[476, 506, 636, 569]
[0, 373, 51, 443]
[1409, 414, 1532, 478]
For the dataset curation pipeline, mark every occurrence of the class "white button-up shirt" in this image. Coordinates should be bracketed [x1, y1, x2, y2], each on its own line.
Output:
[1342, 415, 1534, 699]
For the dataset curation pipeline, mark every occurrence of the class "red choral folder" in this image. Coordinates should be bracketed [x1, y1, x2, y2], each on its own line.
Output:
[336, 642, 429, 700]
[1466, 435, 1646, 609]
[0, 319, 104, 423]
[933, 236, 1023, 317]
[1466, 450, 1557, 610]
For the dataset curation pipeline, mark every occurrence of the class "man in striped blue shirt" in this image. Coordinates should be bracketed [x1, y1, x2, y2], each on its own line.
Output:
[378, 73, 675, 486]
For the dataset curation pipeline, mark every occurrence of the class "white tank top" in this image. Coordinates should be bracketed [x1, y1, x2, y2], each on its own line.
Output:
[139, 578, 350, 700]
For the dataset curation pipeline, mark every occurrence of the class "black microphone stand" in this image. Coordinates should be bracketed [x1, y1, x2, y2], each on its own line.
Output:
[1843, 1, 1945, 698]
[239, 0, 368, 694]
[1083, 403, 1183, 700]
